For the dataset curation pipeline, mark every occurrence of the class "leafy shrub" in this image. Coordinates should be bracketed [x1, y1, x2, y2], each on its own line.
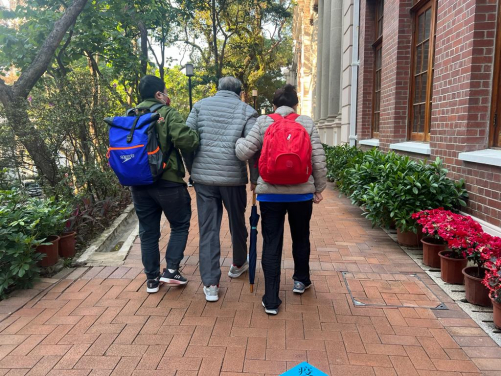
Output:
[0, 190, 71, 298]
[387, 158, 467, 232]
[323, 146, 468, 233]
[323, 144, 363, 184]
[0, 191, 41, 298]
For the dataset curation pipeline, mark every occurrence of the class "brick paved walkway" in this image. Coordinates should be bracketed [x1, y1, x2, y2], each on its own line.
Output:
[1, 183, 501, 376]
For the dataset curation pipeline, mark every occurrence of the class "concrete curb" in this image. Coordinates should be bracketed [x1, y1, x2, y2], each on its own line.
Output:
[77, 203, 136, 264]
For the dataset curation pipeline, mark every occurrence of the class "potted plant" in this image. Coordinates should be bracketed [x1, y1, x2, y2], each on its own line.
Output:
[393, 159, 467, 248]
[29, 197, 68, 267]
[59, 207, 78, 258]
[438, 214, 482, 284]
[413, 209, 453, 268]
[483, 255, 501, 328]
[382, 156, 425, 246]
[463, 234, 501, 306]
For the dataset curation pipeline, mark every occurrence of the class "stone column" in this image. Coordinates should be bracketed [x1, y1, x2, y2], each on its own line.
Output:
[327, 0, 343, 122]
[326, 0, 343, 145]
[320, 0, 332, 122]
[314, 0, 324, 122]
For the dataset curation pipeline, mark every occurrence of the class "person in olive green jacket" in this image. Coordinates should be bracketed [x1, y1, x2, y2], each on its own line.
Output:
[133, 75, 199, 294]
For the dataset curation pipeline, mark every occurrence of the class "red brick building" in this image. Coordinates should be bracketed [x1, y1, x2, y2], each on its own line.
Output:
[357, 0, 501, 232]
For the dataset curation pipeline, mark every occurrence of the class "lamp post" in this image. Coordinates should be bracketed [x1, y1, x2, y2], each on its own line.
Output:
[185, 63, 194, 111]
[252, 89, 258, 110]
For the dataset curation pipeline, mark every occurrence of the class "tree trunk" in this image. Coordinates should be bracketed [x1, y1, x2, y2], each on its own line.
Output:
[211, 0, 219, 80]
[0, 0, 89, 187]
[138, 21, 149, 75]
[4, 98, 59, 186]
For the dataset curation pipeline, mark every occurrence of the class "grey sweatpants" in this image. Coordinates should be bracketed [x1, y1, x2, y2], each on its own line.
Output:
[195, 184, 248, 286]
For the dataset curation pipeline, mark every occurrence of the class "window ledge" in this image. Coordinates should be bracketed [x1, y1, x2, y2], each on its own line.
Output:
[458, 149, 501, 168]
[389, 142, 431, 155]
[359, 139, 379, 147]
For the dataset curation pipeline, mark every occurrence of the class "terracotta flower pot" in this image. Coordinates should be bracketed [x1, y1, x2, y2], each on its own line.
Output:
[421, 237, 446, 268]
[397, 228, 421, 247]
[462, 266, 492, 307]
[389, 219, 397, 230]
[59, 231, 76, 258]
[493, 299, 501, 329]
[439, 250, 467, 284]
[36, 235, 60, 267]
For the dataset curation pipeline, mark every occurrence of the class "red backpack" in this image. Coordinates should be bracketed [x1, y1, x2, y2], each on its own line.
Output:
[259, 113, 313, 185]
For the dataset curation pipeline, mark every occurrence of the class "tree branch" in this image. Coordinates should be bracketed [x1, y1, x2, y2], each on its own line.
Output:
[12, 0, 89, 98]
[84, 51, 102, 77]
[0, 78, 13, 107]
[56, 29, 74, 76]
[147, 38, 161, 68]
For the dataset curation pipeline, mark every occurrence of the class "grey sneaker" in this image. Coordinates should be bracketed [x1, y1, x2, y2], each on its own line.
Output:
[293, 281, 312, 294]
[262, 301, 278, 315]
[228, 261, 249, 278]
[203, 285, 219, 302]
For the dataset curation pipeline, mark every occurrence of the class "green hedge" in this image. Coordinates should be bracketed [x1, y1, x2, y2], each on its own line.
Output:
[323, 145, 468, 233]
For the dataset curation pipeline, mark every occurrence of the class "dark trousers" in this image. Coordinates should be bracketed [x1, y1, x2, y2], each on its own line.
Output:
[260, 200, 313, 309]
[131, 182, 191, 280]
[195, 184, 248, 286]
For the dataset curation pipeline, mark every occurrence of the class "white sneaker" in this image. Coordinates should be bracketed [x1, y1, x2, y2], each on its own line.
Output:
[262, 301, 278, 315]
[203, 285, 219, 302]
[228, 261, 249, 278]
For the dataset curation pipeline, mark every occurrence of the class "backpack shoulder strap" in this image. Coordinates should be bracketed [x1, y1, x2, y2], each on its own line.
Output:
[268, 114, 283, 122]
[285, 113, 300, 121]
[134, 103, 165, 114]
[149, 103, 165, 113]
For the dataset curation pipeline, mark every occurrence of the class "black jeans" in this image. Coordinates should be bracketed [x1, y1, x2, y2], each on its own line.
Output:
[131, 181, 191, 280]
[260, 200, 313, 309]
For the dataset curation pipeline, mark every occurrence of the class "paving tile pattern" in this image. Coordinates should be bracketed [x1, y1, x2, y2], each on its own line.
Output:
[1, 183, 500, 375]
[343, 273, 444, 309]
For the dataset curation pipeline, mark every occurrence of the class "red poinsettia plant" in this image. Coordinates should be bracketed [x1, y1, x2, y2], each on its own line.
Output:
[483, 244, 501, 304]
[412, 209, 483, 259]
[412, 208, 454, 241]
[463, 232, 501, 277]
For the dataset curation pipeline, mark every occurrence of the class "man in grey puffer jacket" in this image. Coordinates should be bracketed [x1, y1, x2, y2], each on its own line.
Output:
[185, 76, 258, 302]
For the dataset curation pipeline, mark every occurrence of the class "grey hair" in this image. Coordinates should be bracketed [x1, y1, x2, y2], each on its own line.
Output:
[217, 76, 242, 95]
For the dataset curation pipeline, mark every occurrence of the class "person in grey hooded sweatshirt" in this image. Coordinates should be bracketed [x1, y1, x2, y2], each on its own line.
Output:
[184, 76, 258, 302]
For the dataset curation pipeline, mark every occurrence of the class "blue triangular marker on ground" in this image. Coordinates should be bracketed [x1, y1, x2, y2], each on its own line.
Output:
[281, 362, 329, 376]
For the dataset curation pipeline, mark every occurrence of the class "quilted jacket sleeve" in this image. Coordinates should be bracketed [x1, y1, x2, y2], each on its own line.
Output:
[182, 104, 200, 173]
[309, 122, 327, 193]
[235, 116, 265, 162]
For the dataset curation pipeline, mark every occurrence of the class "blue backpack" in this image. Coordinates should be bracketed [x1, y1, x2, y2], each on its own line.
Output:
[105, 104, 176, 186]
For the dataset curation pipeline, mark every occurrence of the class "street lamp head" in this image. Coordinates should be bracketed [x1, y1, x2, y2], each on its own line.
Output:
[185, 63, 194, 77]
[252, 89, 258, 97]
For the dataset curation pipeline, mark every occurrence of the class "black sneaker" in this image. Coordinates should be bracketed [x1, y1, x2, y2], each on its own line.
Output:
[146, 277, 160, 293]
[160, 268, 188, 285]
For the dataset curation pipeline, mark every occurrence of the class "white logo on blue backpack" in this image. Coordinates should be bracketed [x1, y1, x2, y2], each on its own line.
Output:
[120, 154, 135, 163]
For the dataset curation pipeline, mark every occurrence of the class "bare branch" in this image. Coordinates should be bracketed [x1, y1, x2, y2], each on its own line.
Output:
[147, 38, 162, 68]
